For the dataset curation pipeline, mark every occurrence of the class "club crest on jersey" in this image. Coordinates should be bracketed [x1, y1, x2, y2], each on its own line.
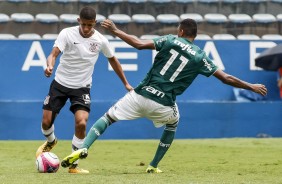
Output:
[89, 43, 98, 52]
[82, 94, 91, 104]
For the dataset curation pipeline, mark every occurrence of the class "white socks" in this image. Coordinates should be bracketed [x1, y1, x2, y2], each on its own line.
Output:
[72, 135, 85, 165]
[41, 124, 55, 143]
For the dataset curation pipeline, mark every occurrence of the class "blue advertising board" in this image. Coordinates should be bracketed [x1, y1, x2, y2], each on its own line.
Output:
[0, 40, 281, 140]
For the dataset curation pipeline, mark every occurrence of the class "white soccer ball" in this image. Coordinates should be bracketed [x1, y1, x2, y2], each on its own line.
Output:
[36, 152, 60, 173]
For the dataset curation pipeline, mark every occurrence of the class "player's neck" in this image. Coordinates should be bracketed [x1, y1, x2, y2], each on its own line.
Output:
[79, 28, 95, 38]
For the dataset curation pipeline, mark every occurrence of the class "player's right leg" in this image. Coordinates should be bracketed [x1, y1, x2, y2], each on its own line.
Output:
[61, 91, 142, 168]
[36, 80, 67, 158]
[36, 110, 58, 157]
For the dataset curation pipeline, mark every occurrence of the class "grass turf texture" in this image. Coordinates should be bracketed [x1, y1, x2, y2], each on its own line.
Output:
[1, 139, 282, 184]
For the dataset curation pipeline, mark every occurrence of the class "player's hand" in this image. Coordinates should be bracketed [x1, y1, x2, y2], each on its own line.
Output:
[44, 65, 53, 77]
[252, 84, 267, 96]
[125, 83, 134, 92]
[100, 19, 118, 32]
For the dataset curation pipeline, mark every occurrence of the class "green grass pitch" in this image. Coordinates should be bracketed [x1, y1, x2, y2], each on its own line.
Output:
[1, 138, 282, 184]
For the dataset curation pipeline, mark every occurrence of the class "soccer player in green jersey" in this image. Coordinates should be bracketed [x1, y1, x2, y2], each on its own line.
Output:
[61, 18, 268, 173]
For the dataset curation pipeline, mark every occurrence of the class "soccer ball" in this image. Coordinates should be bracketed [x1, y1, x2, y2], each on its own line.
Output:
[36, 152, 60, 173]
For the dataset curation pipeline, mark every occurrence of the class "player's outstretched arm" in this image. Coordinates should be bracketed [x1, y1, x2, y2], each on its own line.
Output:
[108, 56, 133, 91]
[101, 19, 155, 50]
[213, 69, 268, 96]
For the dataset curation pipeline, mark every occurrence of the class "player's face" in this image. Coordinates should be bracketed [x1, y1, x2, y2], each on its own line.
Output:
[78, 18, 96, 38]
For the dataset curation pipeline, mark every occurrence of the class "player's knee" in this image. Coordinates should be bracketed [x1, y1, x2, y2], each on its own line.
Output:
[41, 121, 50, 130]
[75, 117, 88, 127]
[104, 113, 117, 126]
[165, 121, 178, 132]
[75, 121, 87, 136]
[74, 107, 89, 129]
[42, 111, 57, 129]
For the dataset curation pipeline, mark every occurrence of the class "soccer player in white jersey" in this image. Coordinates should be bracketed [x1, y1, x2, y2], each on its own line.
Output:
[35, 7, 133, 174]
[61, 19, 267, 173]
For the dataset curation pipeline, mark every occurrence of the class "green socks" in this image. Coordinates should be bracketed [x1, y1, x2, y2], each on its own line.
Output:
[82, 115, 175, 169]
[150, 129, 175, 168]
[82, 116, 109, 149]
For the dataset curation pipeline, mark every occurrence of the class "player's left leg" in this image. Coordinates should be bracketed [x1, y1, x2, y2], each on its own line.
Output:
[66, 87, 91, 174]
[145, 103, 180, 173]
[68, 106, 90, 174]
[61, 113, 114, 168]
[146, 122, 178, 173]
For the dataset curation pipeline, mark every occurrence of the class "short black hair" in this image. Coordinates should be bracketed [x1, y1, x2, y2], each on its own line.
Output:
[79, 6, 96, 20]
[180, 18, 197, 38]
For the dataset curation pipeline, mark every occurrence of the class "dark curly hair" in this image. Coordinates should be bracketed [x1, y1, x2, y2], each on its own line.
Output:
[180, 18, 197, 38]
[79, 6, 96, 20]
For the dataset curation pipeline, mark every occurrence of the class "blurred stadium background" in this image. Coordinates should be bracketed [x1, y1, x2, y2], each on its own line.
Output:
[1, 0, 282, 38]
[0, 0, 282, 140]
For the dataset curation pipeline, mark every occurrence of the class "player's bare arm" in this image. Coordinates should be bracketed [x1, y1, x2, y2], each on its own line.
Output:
[108, 56, 133, 91]
[213, 69, 267, 96]
[101, 19, 155, 50]
[45, 47, 61, 77]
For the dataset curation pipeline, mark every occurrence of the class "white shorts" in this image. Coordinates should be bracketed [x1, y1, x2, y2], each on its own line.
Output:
[108, 90, 179, 128]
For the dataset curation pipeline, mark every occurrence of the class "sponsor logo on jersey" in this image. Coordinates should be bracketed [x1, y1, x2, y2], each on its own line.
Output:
[203, 58, 212, 71]
[174, 40, 196, 56]
[82, 94, 91, 104]
[142, 86, 165, 98]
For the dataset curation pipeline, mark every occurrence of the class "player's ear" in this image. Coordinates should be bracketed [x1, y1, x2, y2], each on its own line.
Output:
[77, 18, 80, 23]
[178, 29, 184, 37]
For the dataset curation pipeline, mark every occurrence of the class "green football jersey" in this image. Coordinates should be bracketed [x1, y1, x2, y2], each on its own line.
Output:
[134, 34, 218, 106]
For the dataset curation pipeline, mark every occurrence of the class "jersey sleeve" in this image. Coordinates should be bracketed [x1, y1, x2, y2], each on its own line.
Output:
[153, 35, 171, 51]
[198, 53, 218, 77]
[100, 36, 114, 58]
[54, 28, 67, 52]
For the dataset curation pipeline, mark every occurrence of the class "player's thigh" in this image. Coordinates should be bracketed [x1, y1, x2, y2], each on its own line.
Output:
[43, 80, 68, 113]
[69, 87, 91, 114]
[108, 91, 143, 121]
[147, 102, 179, 127]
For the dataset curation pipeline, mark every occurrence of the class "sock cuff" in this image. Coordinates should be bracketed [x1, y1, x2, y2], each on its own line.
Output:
[72, 135, 85, 150]
[41, 124, 54, 136]
[164, 121, 178, 132]
[101, 115, 112, 126]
